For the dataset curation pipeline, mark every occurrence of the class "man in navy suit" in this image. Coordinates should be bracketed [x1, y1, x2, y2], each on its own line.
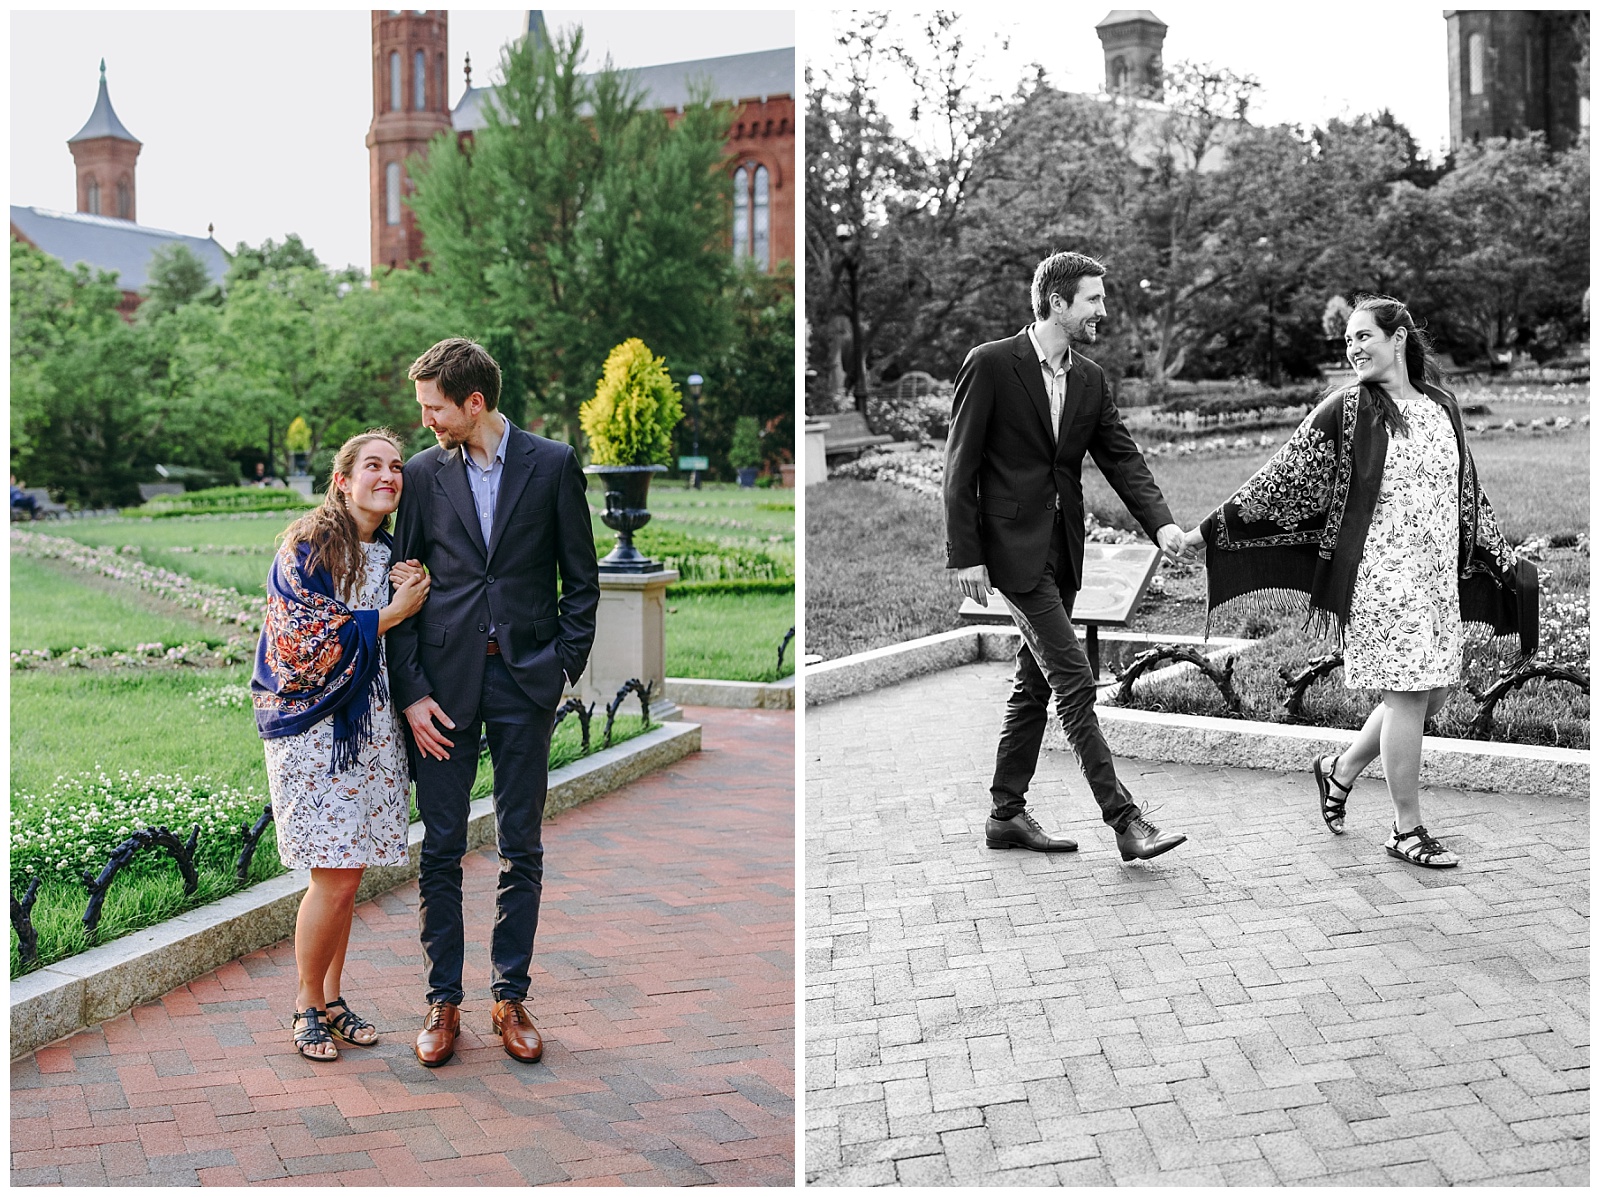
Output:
[944, 251, 1188, 862]
[388, 337, 600, 1066]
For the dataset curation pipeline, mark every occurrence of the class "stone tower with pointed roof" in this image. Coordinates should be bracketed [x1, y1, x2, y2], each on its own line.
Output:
[68, 60, 141, 221]
[366, 9, 451, 272]
[1096, 10, 1167, 101]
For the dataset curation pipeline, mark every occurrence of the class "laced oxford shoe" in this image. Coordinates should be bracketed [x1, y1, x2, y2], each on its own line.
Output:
[414, 1001, 460, 1068]
[985, 811, 1078, 853]
[1115, 809, 1187, 861]
[491, 999, 544, 1062]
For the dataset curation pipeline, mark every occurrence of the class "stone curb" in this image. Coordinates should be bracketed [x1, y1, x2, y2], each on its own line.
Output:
[665, 675, 795, 709]
[804, 627, 1589, 798]
[10, 721, 702, 1060]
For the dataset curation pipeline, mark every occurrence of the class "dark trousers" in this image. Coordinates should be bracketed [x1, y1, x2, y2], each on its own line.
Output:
[415, 653, 554, 1006]
[992, 518, 1138, 831]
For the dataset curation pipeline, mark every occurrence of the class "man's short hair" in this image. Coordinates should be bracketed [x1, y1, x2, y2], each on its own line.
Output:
[1031, 252, 1108, 321]
[407, 337, 502, 410]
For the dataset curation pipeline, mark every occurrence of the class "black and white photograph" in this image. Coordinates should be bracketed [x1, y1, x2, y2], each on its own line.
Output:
[804, 6, 1589, 1185]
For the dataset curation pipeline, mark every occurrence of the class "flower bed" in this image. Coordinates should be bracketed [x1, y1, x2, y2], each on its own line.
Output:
[136, 486, 314, 519]
[12, 529, 265, 629]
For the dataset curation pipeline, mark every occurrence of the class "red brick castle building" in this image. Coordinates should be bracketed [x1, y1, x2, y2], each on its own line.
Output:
[365, 11, 795, 277]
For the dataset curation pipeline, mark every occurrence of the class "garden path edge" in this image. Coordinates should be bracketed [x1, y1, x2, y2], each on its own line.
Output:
[10, 720, 701, 1059]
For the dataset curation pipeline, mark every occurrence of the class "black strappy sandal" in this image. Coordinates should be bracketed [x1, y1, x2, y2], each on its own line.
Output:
[292, 1007, 339, 1060]
[1312, 753, 1353, 836]
[325, 996, 378, 1046]
[1386, 824, 1459, 869]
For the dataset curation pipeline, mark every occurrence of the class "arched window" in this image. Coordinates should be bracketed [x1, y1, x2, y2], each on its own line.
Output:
[86, 177, 100, 215]
[1111, 56, 1127, 92]
[390, 50, 401, 111]
[752, 166, 770, 270]
[415, 49, 426, 110]
[1468, 32, 1485, 97]
[386, 162, 402, 226]
[116, 180, 130, 219]
[732, 165, 750, 263]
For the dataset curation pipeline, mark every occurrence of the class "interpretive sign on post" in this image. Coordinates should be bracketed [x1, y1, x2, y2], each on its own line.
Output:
[957, 543, 1163, 677]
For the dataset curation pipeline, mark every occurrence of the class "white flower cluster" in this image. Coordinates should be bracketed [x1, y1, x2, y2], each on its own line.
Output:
[162, 544, 272, 556]
[11, 769, 267, 880]
[11, 530, 266, 628]
[193, 683, 253, 709]
[10, 638, 253, 672]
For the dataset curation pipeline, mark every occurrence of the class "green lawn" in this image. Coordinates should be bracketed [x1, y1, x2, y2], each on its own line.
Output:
[593, 481, 796, 574]
[11, 555, 234, 653]
[12, 666, 270, 798]
[666, 590, 796, 681]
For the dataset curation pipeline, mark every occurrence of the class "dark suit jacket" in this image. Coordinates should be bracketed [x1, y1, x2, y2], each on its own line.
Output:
[387, 421, 600, 718]
[944, 329, 1173, 594]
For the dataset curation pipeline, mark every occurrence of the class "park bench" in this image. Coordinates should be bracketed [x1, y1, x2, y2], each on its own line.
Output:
[822, 409, 893, 461]
[11, 488, 67, 521]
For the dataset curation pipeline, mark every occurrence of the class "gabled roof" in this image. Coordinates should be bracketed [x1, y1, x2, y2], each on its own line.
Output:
[69, 61, 140, 145]
[452, 46, 794, 132]
[9, 206, 228, 291]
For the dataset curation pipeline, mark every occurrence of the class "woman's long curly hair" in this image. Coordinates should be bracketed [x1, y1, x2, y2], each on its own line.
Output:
[1348, 293, 1444, 437]
[280, 429, 405, 602]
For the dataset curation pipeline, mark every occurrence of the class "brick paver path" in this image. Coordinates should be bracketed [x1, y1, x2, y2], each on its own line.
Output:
[807, 662, 1589, 1185]
[13, 706, 795, 1186]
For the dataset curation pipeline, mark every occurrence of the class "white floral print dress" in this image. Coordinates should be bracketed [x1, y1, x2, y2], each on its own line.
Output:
[263, 541, 410, 868]
[1343, 396, 1463, 691]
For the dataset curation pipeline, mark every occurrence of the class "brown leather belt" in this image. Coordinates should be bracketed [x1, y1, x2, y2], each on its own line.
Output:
[485, 638, 500, 656]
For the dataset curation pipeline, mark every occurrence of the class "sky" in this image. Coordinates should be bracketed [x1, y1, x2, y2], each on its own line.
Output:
[808, 3, 1580, 164]
[11, 7, 797, 274]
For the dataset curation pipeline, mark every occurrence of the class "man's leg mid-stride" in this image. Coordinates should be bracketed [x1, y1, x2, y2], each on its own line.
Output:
[987, 527, 1186, 861]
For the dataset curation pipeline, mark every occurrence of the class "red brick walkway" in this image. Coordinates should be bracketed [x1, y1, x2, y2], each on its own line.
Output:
[11, 707, 795, 1186]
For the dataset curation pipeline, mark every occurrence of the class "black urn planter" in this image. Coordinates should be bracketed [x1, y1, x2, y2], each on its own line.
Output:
[584, 464, 666, 572]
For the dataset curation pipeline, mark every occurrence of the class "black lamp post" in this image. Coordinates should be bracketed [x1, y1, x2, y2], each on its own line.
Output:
[686, 373, 703, 490]
[837, 223, 869, 413]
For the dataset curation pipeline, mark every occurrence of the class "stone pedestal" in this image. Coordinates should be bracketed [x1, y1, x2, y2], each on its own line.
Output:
[576, 568, 682, 722]
[805, 421, 829, 485]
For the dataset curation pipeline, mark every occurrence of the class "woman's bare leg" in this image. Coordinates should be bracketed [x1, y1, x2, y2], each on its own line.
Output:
[295, 868, 364, 1058]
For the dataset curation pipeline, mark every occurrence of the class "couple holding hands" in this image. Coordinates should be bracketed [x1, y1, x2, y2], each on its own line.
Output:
[945, 252, 1536, 872]
[251, 337, 600, 1066]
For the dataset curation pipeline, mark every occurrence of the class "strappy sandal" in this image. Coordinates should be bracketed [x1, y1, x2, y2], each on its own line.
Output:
[1312, 753, 1353, 835]
[1386, 824, 1459, 869]
[292, 1007, 339, 1060]
[325, 996, 378, 1046]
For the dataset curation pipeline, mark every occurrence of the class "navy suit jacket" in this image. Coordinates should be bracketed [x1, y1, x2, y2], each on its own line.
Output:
[387, 421, 600, 718]
[944, 329, 1173, 594]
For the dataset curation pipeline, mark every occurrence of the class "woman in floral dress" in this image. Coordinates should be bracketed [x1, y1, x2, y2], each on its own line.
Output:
[253, 431, 429, 1060]
[1184, 296, 1537, 869]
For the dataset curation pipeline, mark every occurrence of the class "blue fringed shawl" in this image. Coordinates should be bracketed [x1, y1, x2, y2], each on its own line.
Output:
[252, 535, 390, 775]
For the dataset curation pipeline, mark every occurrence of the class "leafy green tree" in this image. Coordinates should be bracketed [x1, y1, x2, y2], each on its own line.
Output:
[140, 243, 222, 320]
[695, 262, 796, 477]
[407, 27, 734, 441]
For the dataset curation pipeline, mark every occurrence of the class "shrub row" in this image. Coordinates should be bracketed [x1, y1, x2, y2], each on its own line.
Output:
[138, 487, 315, 519]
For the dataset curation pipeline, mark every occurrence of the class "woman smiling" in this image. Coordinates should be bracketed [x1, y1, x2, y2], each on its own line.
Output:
[252, 430, 430, 1061]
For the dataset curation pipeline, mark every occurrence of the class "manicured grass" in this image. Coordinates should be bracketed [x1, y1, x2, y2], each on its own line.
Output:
[11, 555, 233, 653]
[593, 480, 796, 574]
[665, 590, 796, 681]
[12, 666, 271, 799]
[805, 479, 959, 661]
[1081, 426, 1589, 542]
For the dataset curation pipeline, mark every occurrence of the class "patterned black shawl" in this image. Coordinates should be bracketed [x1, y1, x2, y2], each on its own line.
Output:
[1198, 383, 1537, 661]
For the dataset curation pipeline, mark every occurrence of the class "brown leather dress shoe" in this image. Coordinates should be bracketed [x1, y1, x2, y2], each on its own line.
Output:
[414, 1002, 460, 1068]
[491, 999, 543, 1062]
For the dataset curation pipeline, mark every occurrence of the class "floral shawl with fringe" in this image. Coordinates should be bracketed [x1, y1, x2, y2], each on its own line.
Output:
[1198, 382, 1537, 662]
[252, 534, 390, 775]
